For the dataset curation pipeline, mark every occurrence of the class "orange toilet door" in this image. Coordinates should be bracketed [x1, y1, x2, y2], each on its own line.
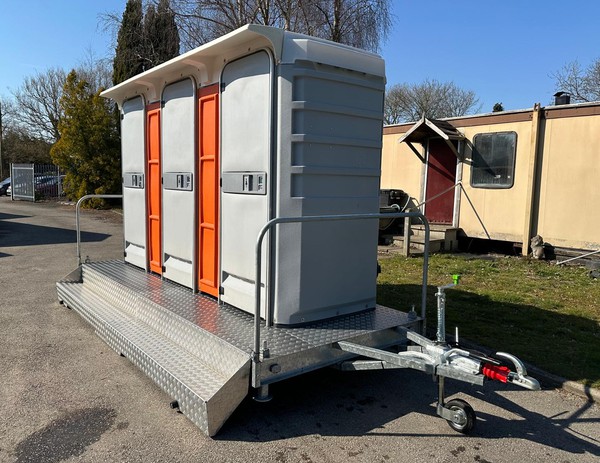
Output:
[197, 85, 219, 296]
[146, 103, 162, 275]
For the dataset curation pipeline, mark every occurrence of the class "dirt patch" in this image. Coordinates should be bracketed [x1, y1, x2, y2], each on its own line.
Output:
[14, 407, 117, 463]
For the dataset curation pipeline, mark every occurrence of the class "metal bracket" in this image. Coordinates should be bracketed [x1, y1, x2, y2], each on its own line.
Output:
[335, 341, 434, 374]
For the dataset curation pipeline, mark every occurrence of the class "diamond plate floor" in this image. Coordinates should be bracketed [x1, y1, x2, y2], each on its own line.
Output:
[81, 261, 416, 358]
[57, 260, 418, 436]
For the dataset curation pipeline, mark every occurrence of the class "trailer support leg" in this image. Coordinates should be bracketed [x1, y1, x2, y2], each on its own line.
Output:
[436, 375, 476, 433]
[437, 375, 446, 408]
[253, 385, 272, 403]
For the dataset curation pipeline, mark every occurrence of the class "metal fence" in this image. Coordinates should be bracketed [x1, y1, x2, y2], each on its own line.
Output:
[10, 163, 63, 201]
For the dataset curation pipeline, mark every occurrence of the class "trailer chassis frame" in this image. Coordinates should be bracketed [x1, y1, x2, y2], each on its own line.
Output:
[252, 212, 540, 433]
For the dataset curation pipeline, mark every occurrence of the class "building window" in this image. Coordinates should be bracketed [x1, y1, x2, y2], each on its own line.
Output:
[471, 132, 517, 188]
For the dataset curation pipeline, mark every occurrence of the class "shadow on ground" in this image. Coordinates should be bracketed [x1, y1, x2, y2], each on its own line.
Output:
[0, 212, 111, 248]
[215, 282, 600, 453]
[218, 367, 599, 456]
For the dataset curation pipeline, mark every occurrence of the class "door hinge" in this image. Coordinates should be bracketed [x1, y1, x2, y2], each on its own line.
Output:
[220, 82, 226, 92]
[219, 286, 224, 295]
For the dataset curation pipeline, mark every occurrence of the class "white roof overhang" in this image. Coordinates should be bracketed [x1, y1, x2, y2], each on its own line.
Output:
[101, 24, 385, 106]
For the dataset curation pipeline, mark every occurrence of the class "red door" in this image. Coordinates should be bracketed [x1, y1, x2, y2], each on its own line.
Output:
[146, 103, 162, 274]
[425, 139, 457, 224]
[197, 85, 219, 297]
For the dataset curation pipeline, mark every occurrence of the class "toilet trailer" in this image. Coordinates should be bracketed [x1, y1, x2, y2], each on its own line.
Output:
[59, 25, 541, 437]
[103, 24, 386, 325]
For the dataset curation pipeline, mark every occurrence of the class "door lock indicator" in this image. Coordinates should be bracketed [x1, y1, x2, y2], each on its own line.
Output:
[243, 174, 252, 192]
[222, 172, 267, 195]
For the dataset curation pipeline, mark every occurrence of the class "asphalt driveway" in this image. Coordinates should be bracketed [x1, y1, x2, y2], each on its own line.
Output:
[0, 197, 598, 463]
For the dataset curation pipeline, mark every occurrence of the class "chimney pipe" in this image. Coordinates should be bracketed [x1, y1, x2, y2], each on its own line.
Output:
[554, 91, 571, 106]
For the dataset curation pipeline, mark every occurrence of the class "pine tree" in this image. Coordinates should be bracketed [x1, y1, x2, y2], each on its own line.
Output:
[113, 0, 144, 85]
[144, 0, 180, 69]
[51, 71, 121, 203]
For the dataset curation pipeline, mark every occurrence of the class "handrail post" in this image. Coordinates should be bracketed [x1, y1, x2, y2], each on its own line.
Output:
[420, 218, 430, 334]
[403, 216, 411, 257]
[76, 194, 123, 265]
[253, 221, 273, 362]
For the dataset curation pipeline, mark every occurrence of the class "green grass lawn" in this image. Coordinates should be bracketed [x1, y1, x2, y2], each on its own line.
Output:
[377, 253, 600, 388]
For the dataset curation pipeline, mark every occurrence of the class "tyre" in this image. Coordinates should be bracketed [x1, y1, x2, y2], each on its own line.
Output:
[445, 399, 476, 434]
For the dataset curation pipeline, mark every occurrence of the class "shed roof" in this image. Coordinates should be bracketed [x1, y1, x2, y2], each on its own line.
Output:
[398, 116, 464, 144]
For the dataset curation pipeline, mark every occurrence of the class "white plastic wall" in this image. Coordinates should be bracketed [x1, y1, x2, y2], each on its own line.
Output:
[220, 48, 385, 325]
[121, 96, 147, 270]
[161, 78, 197, 288]
[104, 26, 386, 324]
[220, 51, 272, 315]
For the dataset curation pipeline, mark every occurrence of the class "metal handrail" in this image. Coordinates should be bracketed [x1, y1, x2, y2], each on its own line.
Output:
[408, 181, 490, 240]
[411, 182, 460, 212]
[557, 249, 600, 266]
[253, 211, 431, 363]
[76, 194, 123, 265]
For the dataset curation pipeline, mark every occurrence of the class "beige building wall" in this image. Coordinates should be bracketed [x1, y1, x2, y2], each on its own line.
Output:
[536, 114, 600, 250]
[381, 128, 424, 206]
[381, 118, 535, 241]
[458, 121, 533, 242]
[382, 104, 600, 251]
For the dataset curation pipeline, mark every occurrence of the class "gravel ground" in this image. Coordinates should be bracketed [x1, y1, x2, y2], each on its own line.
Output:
[1, 197, 598, 463]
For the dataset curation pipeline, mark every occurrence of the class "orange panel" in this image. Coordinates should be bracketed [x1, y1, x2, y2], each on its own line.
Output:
[197, 85, 219, 296]
[147, 104, 162, 274]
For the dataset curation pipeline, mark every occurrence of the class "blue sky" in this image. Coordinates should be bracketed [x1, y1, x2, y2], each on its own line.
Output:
[1, 0, 599, 112]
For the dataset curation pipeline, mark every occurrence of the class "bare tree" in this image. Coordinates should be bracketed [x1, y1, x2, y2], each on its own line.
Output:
[2, 95, 52, 173]
[552, 59, 600, 103]
[2, 126, 52, 166]
[11, 68, 66, 143]
[78, 47, 114, 91]
[384, 79, 481, 125]
[305, 0, 391, 51]
[168, 0, 391, 52]
[169, 0, 281, 49]
[11, 57, 115, 145]
[1, 97, 18, 177]
[0, 97, 17, 133]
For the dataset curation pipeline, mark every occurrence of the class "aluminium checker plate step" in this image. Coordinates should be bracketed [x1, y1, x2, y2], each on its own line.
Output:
[56, 281, 250, 436]
[57, 260, 418, 435]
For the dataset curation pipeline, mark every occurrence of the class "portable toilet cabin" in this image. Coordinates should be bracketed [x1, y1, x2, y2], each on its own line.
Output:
[102, 24, 386, 326]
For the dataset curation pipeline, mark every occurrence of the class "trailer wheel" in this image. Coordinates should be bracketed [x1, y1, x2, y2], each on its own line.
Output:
[445, 399, 476, 434]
